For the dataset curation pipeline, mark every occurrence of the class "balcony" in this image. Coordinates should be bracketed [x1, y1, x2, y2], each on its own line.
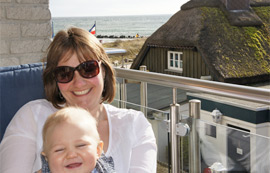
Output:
[0, 62, 269, 173]
[112, 66, 270, 173]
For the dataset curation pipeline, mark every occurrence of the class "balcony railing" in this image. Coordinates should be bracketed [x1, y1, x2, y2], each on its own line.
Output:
[112, 67, 270, 173]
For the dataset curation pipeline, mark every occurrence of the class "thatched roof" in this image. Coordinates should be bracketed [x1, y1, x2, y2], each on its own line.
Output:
[131, 0, 270, 84]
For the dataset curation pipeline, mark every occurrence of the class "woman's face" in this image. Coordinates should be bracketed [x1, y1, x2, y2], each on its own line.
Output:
[57, 53, 105, 111]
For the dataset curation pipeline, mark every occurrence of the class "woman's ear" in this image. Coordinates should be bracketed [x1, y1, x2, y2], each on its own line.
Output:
[97, 141, 104, 158]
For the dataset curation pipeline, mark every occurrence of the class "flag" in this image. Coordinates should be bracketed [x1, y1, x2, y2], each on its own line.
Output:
[52, 21, 55, 38]
[89, 23, 96, 35]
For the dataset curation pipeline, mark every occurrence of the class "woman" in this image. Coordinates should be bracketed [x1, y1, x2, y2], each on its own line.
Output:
[0, 27, 157, 173]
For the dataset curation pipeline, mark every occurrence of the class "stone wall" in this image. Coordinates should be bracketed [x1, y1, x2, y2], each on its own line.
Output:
[0, 0, 52, 67]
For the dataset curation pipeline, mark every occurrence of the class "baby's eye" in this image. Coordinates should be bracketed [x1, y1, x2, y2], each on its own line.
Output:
[55, 148, 64, 152]
[77, 144, 87, 148]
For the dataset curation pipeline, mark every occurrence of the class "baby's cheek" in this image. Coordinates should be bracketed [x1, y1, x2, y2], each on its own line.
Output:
[48, 156, 63, 172]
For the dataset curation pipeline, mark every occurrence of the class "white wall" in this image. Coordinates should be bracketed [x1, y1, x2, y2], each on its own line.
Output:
[0, 0, 52, 67]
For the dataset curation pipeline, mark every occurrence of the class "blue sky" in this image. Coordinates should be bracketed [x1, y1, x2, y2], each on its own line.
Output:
[49, 0, 190, 17]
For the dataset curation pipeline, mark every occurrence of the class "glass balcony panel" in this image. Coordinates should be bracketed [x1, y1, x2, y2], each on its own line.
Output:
[197, 119, 270, 173]
[112, 70, 270, 173]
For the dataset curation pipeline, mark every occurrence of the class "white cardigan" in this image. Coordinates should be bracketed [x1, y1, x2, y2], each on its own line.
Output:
[0, 99, 157, 173]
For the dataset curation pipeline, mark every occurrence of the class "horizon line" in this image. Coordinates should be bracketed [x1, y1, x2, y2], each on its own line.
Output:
[51, 13, 174, 18]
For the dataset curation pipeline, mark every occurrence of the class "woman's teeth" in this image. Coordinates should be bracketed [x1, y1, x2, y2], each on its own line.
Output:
[73, 89, 90, 95]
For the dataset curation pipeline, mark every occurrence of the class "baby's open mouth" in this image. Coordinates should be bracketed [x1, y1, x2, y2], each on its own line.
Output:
[66, 162, 82, 169]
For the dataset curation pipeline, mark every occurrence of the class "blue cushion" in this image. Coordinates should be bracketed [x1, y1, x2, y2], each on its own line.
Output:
[0, 63, 45, 141]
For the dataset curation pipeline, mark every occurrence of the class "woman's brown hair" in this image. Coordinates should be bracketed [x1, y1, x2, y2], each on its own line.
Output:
[43, 27, 116, 108]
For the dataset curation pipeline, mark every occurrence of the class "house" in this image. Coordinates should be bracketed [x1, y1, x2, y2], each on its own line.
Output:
[130, 0, 270, 85]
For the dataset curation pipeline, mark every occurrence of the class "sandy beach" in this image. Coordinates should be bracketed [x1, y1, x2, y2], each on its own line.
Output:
[102, 37, 147, 63]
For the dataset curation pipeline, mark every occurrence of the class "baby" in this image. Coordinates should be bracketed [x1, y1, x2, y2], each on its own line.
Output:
[39, 106, 115, 173]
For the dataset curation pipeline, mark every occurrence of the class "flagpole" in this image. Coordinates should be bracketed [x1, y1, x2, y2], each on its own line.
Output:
[52, 21, 54, 38]
[95, 20, 96, 36]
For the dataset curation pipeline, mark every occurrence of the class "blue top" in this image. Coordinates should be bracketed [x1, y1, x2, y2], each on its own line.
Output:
[40, 153, 115, 173]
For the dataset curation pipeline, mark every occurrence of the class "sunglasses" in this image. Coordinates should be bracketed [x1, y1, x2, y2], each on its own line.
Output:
[53, 60, 100, 83]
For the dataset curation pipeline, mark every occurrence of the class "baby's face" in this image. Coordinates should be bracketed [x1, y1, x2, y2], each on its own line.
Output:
[44, 121, 102, 173]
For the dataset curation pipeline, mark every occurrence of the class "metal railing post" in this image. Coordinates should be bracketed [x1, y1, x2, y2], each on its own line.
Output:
[170, 88, 181, 173]
[140, 65, 147, 116]
[189, 99, 201, 173]
[120, 78, 126, 108]
[121, 55, 125, 68]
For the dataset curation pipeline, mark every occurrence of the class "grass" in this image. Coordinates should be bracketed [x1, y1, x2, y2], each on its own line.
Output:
[102, 38, 147, 62]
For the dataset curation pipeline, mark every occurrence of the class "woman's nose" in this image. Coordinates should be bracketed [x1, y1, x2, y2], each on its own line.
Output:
[72, 71, 86, 86]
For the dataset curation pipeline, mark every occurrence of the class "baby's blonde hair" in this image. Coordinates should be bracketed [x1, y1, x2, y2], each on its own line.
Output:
[42, 106, 100, 153]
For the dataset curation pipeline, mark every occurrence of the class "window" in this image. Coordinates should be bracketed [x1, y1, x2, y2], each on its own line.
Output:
[167, 51, 183, 72]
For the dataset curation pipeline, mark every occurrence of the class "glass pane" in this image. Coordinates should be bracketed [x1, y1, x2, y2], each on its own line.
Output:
[196, 120, 270, 172]
[170, 60, 173, 67]
[170, 53, 173, 60]
[113, 70, 269, 173]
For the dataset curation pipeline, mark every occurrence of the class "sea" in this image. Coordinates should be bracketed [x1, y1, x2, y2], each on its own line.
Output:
[52, 14, 172, 42]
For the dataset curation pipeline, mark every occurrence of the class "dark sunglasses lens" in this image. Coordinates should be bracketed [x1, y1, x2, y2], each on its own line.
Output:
[54, 67, 74, 83]
[78, 61, 99, 78]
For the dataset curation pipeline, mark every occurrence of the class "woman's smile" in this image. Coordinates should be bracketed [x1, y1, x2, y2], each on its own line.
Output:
[73, 89, 91, 96]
